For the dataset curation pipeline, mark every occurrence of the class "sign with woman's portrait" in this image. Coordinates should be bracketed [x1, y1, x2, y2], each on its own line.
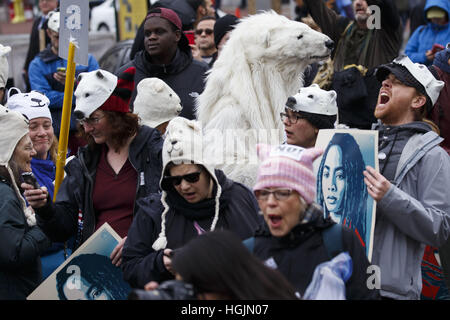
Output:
[28, 223, 131, 300]
[314, 129, 378, 261]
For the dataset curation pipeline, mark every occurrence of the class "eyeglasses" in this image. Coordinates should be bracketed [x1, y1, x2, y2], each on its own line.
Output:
[280, 112, 303, 124]
[254, 188, 293, 201]
[161, 170, 202, 190]
[195, 28, 214, 36]
[78, 115, 105, 126]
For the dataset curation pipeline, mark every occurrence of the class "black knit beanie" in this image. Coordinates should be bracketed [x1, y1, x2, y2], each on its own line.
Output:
[214, 14, 239, 48]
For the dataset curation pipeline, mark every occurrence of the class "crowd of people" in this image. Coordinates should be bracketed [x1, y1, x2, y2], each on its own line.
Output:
[0, 0, 450, 301]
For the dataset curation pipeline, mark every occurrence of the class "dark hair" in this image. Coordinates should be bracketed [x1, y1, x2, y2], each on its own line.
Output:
[172, 230, 298, 300]
[56, 254, 130, 300]
[316, 133, 367, 243]
[197, 15, 216, 24]
[77, 111, 139, 152]
[187, 0, 205, 11]
[0, 160, 20, 187]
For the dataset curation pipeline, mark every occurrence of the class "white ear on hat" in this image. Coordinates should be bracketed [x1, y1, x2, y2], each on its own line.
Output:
[289, 84, 338, 116]
[6, 89, 52, 122]
[0, 44, 11, 88]
[74, 69, 118, 118]
[393, 55, 444, 106]
[134, 78, 182, 128]
[47, 11, 60, 33]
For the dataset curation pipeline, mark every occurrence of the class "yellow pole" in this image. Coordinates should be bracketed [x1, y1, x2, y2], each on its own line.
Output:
[53, 42, 76, 202]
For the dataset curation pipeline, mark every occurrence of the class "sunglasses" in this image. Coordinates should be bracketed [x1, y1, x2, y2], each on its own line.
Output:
[254, 188, 293, 201]
[161, 170, 202, 190]
[195, 28, 213, 36]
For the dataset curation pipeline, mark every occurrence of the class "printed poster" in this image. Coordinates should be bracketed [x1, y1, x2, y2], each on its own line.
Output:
[314, 129, 378, 261]
[28, 223, 131, 300]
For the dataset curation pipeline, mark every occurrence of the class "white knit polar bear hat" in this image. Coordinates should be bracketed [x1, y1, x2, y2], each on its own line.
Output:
[134, 78, 182, 129]
[152, 117, 222, 250]
[0, 105, 35, 225]
[6, 88, 52, 122]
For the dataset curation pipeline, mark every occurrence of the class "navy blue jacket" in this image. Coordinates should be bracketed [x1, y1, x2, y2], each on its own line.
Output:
[252, 204, 379, 300]
[121, 170, 262, 288]
[118, 46, 209, 120]
[35, 125, 163, 249]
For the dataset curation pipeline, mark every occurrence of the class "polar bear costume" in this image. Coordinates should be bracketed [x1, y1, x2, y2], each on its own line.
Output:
[196, 11, 334, 187]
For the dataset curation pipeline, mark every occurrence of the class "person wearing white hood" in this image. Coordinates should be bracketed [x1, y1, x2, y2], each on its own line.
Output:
[121, 116, 261, 289]
[0, 105, 51, 299]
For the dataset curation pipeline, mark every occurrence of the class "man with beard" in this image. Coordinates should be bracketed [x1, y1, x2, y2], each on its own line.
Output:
[303, 0, 402, 72]
[363, 55, 450, 299]
[118, 8, 208, 120]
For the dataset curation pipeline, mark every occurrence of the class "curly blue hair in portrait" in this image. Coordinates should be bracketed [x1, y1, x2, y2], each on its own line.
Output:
[316, 133, 368, 247]
[56, 253, 130, 300]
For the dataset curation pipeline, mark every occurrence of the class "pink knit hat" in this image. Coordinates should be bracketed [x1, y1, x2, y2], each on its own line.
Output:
[253, 144, 323, 204]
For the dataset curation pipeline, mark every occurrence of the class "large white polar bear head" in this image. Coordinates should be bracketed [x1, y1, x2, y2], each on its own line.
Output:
[220, 10, 334, 66]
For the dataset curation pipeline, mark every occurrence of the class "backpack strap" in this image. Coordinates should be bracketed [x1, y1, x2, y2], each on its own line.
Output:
[242, 237, 255, 253]
[322, 223, 343, 259]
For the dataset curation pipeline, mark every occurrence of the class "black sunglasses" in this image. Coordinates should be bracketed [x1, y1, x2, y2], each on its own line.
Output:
[195, 28, 213, 36]
[161, 170, 202, 190]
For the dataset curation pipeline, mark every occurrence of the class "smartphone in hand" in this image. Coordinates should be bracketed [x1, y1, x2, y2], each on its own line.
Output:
[184, 31, 195, 45]
[21, 172, 40, 189]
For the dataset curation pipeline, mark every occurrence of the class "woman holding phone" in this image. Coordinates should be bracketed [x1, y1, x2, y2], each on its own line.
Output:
[0, 105, 50, 299]
[7, 89, 73, 281]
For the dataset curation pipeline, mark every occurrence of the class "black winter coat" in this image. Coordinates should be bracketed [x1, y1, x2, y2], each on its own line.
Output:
[118, 47, 209, 120]
[121, 170, 262, 288]
[35, 125, 163, 249]
[0, 178, 50, 300]
[252, 204, 379, 300]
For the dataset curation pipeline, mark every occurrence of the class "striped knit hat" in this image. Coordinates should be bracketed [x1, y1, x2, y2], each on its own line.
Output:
[74, 67, 136, 119]
[253, 144, 323, 204]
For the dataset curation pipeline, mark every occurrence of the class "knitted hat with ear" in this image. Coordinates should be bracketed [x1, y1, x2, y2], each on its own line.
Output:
[152, 117, 222, 251]
[134, 78, 182, 128]
[253, 144, 323, 205]
[0, 104, 34, 225]
[47, 10, 59, 33]
[74, 67, 136, 119]
[6, 88, 52, 122]
[285, 84, 338, 129]
[0, 44, 11, 89]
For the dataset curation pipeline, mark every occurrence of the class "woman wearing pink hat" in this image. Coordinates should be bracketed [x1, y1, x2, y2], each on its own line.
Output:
[250, 144, 378, 300]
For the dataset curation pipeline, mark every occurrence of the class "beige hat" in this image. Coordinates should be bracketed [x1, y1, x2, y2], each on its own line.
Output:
[0, 104, 34, 225]
[134, 78, 182, 129]
[0, 44, 11, 89]
[427, 7, 447, 19]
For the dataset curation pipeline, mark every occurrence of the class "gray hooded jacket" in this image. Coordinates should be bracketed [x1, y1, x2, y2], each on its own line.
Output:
[372, 121, 450, 299]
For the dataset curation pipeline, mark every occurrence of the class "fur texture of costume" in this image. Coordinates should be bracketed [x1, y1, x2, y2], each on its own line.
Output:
[196, 11, 334, 186]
